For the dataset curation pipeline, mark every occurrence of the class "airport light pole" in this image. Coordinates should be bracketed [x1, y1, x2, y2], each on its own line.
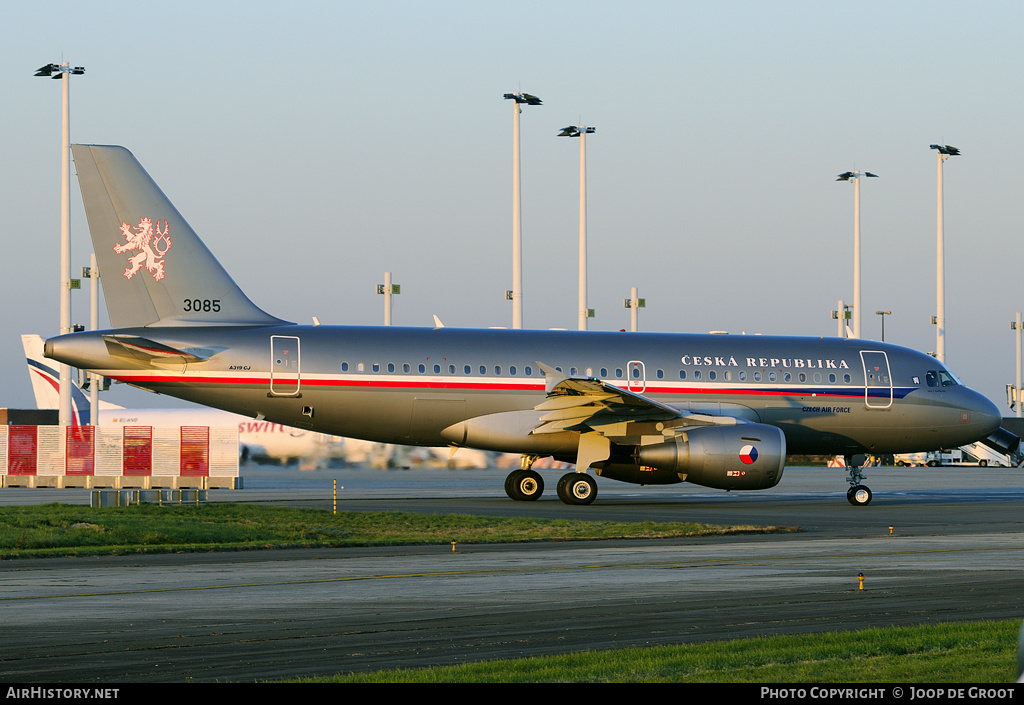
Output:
[83, 255, 100, 424]
[836, 170, 877, 339]
[623, 287, 646, 332]
[832, 300, 851, 338]
[559, 125, 596, 330]
[1011, 313, 1022, 418]
[503, 91, 541, 329]
[376, 272, 400, 326]
[35, 61, 85, 427]
[930, 144, 960, 364]
[875, 310, 891, 342]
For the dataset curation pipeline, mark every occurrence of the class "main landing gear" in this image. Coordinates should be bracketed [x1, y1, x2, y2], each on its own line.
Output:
[504, 456, 598, 505]
[844, 455, 873, 506]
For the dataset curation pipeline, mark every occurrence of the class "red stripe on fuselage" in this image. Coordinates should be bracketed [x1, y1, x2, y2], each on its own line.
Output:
[101, 372, 865, 401]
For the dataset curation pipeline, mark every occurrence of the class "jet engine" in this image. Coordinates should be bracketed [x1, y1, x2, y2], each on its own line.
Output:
[631, 423, 785, 490]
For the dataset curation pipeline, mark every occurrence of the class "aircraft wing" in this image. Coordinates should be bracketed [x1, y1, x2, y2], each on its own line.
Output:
[533, 362, 745, 470]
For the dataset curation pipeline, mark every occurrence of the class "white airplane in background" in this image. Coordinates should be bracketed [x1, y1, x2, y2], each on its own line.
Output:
[22, 333, 344, 467]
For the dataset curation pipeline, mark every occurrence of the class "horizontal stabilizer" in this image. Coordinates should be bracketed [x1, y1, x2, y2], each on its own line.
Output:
[102, 335, 214, 363]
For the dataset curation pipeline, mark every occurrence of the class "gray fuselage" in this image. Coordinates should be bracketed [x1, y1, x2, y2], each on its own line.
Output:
[46, 324, 1001, 459]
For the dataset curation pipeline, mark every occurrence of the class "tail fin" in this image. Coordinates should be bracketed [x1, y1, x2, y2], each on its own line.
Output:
[21, 334, 125, 424]
[71, 145, 289, 328]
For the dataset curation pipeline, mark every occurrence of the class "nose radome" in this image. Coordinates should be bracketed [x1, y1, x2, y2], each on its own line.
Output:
[965, 389, 1001, 437]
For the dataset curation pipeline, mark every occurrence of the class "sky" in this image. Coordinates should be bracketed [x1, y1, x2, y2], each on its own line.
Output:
[1, 0, 1023, 413]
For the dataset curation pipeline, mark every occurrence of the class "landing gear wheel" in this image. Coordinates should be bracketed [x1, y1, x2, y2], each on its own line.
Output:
[558, 472, 597, 505]
[505, 469, 544, 501]
[847, 485, 872, 506]
[516, 469, 544, 501]
[556, 474, 570, 503]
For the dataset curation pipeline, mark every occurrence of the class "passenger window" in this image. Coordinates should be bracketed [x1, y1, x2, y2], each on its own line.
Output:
[464, 365, 471, 374]
[754, 372, 761, 382]
[510, 366, 517, 375]
[829, 373, 837, 383]
[433, 364, 441, 374]
[495, 365, 502, 375]
[358, 362, 365, 372]
[341, 362, 349, 372]
[449, 364, 455, 374]
[525, 366, 532, 376]
[601, 368, 609, 377]
[615, 369, 622, 378]
[709, 371, 717, 381]
[844, 374, 851, 383]
[738, 371, 746, 381]
[783, 373, 791, 382]
[387, 363, 394, 373]
[657, 369, 664, 379]
[571, 367, 578, 376]
[480, 365, 486, 375]
[418, 364, 426, 373]
[403, 363, 410, 373]
[694, 370, 702, 380]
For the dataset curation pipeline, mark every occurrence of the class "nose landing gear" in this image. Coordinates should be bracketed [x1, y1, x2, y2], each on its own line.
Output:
[845, 455, 873, 506]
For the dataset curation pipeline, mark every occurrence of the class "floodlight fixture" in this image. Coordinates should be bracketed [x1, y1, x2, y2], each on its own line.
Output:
[35, 63, 85, 78]
[504, 92, 542, 106]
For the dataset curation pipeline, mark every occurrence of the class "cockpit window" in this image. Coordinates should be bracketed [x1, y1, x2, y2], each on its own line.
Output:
[926, 370, 960, 387]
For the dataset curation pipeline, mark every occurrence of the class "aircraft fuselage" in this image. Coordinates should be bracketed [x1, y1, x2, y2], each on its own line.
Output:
[46, 324, 1000, 460]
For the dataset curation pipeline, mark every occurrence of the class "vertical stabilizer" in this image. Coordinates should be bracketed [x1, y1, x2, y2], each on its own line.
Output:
[71, 144, 289, 328]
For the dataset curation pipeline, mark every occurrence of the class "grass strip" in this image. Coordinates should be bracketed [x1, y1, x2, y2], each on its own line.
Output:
[299, 620, 1020, 683]
[0, 503, 796, 558]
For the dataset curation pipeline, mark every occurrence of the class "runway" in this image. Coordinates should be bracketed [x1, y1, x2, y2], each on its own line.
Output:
[1, 465, 1022, 682]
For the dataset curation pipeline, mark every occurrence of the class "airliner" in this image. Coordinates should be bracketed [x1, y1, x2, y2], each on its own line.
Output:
[44, 145, 1012, 505]
[22, 333, 344, 466]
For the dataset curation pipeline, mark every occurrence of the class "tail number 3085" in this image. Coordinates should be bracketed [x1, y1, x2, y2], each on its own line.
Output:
[183, 299, 221, 313]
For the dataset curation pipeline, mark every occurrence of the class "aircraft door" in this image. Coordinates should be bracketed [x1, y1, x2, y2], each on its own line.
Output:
[627, 360, 646, 392]
[860, 350, 892, 409]
[271, 335, 300, 396]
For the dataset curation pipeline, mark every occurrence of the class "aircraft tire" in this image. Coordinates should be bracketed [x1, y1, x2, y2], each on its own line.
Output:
[515, 470, 544, 501]
[556, 474, 570, 503]
[560, 473, 597, 506]
[504, 470, 525, 500]
[847, 485, 872, 506]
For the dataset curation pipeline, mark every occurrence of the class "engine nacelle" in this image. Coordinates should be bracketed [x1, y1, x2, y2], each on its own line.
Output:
[636, 423, 785, 490]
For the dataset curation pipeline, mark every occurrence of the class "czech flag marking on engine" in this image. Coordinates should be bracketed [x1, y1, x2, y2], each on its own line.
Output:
[740, 444, 758, 465]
